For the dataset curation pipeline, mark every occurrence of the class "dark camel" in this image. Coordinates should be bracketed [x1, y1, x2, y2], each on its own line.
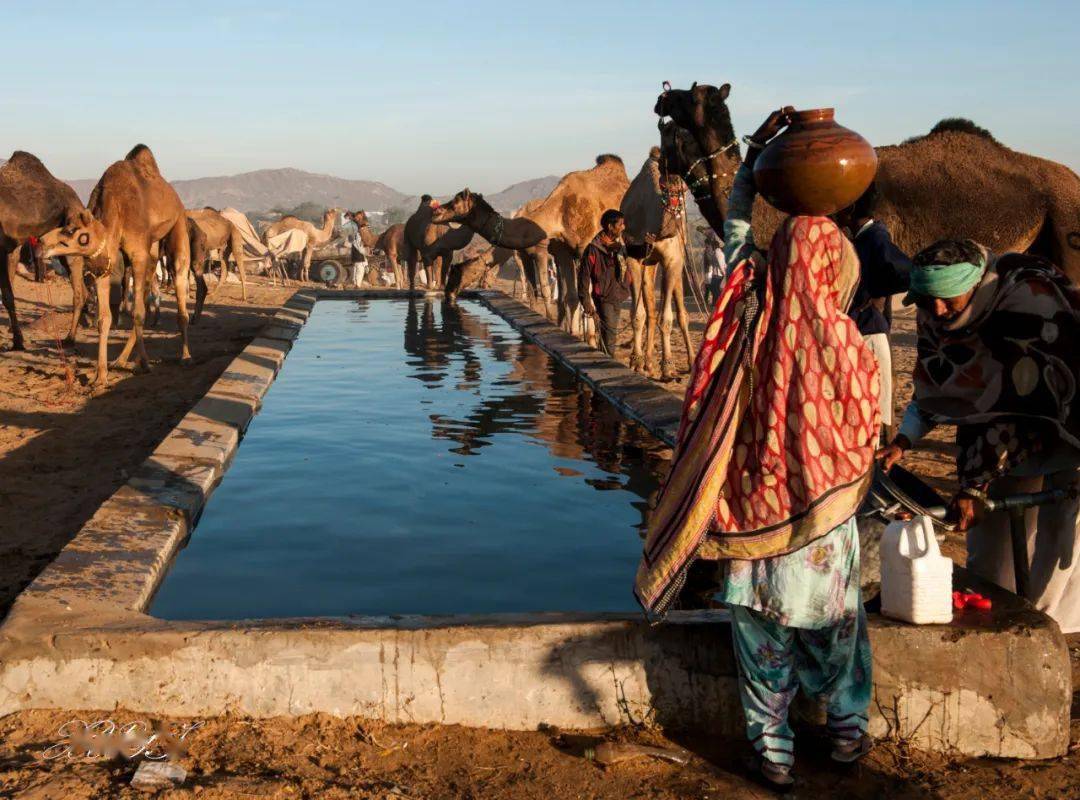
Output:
[656, 82, 1080, 280]
[403, 197, 449, 289]
[374, 223, 406, 288]
[40, 144, 193, 387]
[0, 151, 89, 351]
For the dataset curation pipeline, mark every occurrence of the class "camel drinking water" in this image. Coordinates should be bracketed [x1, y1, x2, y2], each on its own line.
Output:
[40, 144, 193, 388]
[434, 155, 630, 340]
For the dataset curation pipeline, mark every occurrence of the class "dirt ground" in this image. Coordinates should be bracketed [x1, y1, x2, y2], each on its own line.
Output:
[0, 272, 1077, 799]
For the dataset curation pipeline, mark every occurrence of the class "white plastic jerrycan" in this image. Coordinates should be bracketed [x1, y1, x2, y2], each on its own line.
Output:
[880, 515, 954, 624]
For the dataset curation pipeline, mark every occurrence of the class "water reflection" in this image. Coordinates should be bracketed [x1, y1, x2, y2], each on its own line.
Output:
[404, 298, 669, 534]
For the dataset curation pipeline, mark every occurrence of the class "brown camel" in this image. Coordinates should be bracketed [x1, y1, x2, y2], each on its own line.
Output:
[187, 207, 249, 313]
[0, 151, 90, 351]
[620, 147, 693, 381]
[444, 246, 515, 301]
[40, 144, 193, 387]
[403, 197, 450, 289]
[374, 223, 407, 288]
[656, 82, 1080, 280]
[436, 157, 629, 335]
[522, 155, 630, 336]
[263, 207, 339, 282]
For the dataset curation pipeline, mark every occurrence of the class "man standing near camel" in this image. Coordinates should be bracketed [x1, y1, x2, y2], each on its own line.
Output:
[578, 210, 629, 356]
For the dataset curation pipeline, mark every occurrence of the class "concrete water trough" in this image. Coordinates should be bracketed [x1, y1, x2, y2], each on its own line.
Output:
[0, 288, 1071, 759]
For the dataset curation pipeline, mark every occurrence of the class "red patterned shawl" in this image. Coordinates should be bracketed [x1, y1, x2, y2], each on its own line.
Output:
[634, 216, 880, 615]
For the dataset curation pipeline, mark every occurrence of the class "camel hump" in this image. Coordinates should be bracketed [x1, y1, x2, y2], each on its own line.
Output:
[596, 153, 623, 166]
[5, 151, 48, 172]
[648, 146, 661, 159]
[125, 144, 162, 175]
[927, 118, 997, 142]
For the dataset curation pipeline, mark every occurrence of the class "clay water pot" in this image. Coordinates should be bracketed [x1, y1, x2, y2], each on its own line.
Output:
[752, 108, 877, 216]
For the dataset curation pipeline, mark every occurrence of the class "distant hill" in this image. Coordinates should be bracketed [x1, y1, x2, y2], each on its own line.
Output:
[63, 167, 412, 214]
[486, 175, 560, 212]
[58, 167, 561, 216]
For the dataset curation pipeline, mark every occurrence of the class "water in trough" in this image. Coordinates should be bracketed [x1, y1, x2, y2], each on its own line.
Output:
[151, 299, 671, 619]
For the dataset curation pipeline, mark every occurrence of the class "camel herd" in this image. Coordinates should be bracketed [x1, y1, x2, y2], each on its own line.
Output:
[1, 80, 1079, 390]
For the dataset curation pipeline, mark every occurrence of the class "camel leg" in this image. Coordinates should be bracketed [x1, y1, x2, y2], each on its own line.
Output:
[643, 264, 659, 375]
[550, 244, 580, 338]
[167, 222, 193, 366]
[66, 256, 86, 345]
[230, 230, 248, 302]
[301, 246, 314, 283]
[405, 245, 419, 291]
[627, 258, 646, 372]
[191, 257, 208, 325]
[675, 276, 694, 374]
[1, 245, 25, 351]
[91, 271, 112, 388]
[112, 249, 151, 371]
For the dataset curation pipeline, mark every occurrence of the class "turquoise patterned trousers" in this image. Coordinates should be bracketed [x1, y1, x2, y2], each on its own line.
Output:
[729, 602, 872, 767]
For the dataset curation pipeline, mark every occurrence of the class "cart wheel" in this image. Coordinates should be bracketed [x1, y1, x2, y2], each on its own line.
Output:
[313, 260, 346, 284]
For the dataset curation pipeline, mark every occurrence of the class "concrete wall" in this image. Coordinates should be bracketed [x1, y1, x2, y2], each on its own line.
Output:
[0, 289, 1071, 759]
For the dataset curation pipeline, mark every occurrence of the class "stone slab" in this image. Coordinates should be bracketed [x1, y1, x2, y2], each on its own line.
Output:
[242, 337, 291, 375]
[153, 410, 241, 472]
[260, 323, 301, 342]
[189, 392, 258, 436]
[211, 356, 276, 401]
[121, 455, 221, 525]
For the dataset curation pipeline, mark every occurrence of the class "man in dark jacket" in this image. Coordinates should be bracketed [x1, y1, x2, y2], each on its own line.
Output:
[579, 209, 630, 355]
[836, 186, 912, 437]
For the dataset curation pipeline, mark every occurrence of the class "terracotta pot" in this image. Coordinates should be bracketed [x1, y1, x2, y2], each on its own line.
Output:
[752, 108, 877, 216]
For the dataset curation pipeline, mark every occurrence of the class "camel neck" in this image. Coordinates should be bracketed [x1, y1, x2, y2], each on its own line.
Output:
[473, 203, 507, 245]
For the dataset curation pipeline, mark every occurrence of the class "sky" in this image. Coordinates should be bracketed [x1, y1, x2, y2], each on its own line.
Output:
[5, 1, 1078, 196]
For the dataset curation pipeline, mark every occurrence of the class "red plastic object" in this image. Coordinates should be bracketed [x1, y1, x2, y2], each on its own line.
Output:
[953, 590, 992, 612]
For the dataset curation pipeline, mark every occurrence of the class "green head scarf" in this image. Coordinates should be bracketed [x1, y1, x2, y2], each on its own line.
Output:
[903, 256, 985, 305]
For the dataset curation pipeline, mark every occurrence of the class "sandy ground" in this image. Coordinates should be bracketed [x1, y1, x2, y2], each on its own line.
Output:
[0, 273, 1077, 799]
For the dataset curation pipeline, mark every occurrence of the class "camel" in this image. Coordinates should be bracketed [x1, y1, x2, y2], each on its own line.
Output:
[430, 188, 550, 304]
[40, 144, 193, 387]
[521, 155, 629, 336]
[403, 196, 450, 289]
[434, 156, 630, 335]
[263, 207, 339, 282]
[431, 189, 548, 251]
[444, 246, 516, 302]
[620, 147, 693, 381]
[0, 151, 90, 351]
[374, 223, 406, 288]
[186, 207, 249, 311]
[656, 82, 1080, 281]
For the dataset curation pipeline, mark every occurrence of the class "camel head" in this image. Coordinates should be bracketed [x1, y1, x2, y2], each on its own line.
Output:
[657, 120, 701, 180]
[349, 210, 370, 228]
[655, 82, 732, 134]
[39, 208, 108, 264]
[430, 188, 478, 225]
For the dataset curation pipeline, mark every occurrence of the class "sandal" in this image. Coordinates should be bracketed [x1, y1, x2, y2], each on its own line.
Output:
[744, 752, 795, 793]
[831, 733, 872, 764]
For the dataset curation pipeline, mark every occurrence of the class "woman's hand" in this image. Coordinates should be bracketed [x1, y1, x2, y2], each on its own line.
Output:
[749, 107, 796, 147]
[875, 434, 911, 471]
[948, 493, 980, 531]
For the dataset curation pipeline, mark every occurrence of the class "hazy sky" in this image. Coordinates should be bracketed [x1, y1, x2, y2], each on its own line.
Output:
[6, 1, 1077, 195]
